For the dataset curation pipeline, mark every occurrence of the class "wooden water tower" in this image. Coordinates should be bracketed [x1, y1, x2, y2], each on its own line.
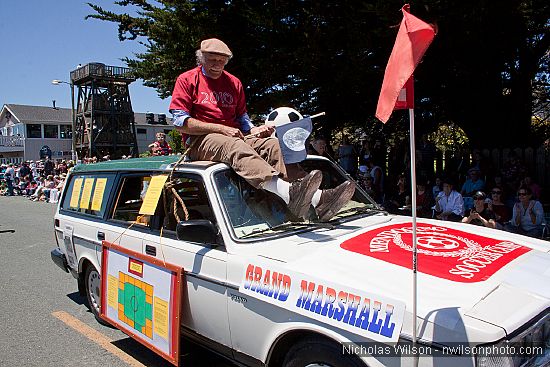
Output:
[70, 63, 138, 159]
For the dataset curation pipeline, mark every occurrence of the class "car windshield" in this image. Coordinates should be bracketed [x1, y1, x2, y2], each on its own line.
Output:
[213, 157, 381, 239]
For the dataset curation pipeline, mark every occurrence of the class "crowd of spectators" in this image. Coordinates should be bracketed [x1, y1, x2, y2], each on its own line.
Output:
[0, 158, 72, 202]
[0, 155, 131, 202]
[310, 135, 548, 239]
[2, 136, 547, 239]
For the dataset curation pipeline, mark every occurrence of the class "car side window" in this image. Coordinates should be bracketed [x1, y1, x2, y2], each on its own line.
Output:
[61, 173, 116, 218]
[110, 173, 216, 233]
[162, 175, 216, 232]
[111, 175, 154, 227]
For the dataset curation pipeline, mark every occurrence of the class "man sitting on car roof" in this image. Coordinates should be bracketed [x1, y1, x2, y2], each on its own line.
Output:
[169, 38, 354, 221]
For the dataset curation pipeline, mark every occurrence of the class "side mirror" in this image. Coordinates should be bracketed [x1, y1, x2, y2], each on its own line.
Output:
[176, 219, 219, 245]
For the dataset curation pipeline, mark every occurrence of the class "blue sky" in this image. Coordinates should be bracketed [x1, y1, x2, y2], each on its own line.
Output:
[0, 0, 170, 114]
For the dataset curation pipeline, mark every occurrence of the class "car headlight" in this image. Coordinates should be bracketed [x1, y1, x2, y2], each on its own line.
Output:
[476, 314, 550, 367]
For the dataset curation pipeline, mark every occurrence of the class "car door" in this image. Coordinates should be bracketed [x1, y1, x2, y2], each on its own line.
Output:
[56, 172, 117, 272]
[102, 173, 154, 258]
[140, 173, 231, 349]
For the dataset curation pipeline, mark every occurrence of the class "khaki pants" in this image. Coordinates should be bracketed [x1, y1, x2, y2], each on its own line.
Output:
[188, 134, 287, 188]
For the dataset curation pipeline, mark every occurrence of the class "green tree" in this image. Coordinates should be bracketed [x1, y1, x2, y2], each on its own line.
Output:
[167, 129, 184, 154]
[87, 0, 549, 148]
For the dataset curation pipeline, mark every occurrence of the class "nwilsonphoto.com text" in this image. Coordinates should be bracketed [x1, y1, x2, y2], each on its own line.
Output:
[341, 342, 545, 358]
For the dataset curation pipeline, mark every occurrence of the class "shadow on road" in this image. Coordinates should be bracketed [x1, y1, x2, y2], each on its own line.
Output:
[111, 335, 235, 367]
[66, 292, 86, 306]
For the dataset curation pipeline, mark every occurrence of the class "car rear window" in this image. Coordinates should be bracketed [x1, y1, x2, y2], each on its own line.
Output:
[61, 173, 116, 218]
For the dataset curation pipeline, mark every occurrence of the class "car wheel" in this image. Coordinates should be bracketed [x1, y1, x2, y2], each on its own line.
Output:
[282, 336, 365, 367]
[84, 264, 101, 318]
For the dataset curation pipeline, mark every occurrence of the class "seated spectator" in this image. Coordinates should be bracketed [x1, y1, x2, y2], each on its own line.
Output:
[434, 178, 464, 221]
[521, 176, 542, 201]
[56, 174, 67, 191]
[360, 175, 377, 199]
[415, 179, 434, 218]
[501, 152, 527, 197]
[32, 175, 55, 201]
[25, 181, 38, 197]
[399, 178, 433, 218]
[308, 136, 331, 159]
[18, 162, 31, 180]
[487, 187, 510, 229]
[42, 175, 56, 201]
[505, 187, 545, 238]
[0, 180, 6, 195]
[18, 176, 30, 195]
[383, 174, 410, 214]
[365, 157, 385, 203]
[432, 176, 442, 198]
[13, 177, 22, 196]
[461, 191, 496, 228]
[148, 132, 173, 156]
[29, 177, 44, 199]
[461, 167, 485, 210]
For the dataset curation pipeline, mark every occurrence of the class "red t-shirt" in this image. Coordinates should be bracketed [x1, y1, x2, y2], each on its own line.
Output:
[152, 141, 172, 156]
[169, 66, 246, 129]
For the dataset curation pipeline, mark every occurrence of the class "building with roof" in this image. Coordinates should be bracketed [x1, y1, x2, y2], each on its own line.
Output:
[0, 103, 173, 163]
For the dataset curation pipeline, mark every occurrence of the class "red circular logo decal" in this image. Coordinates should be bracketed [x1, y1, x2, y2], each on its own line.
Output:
[340, 223, 531, 282]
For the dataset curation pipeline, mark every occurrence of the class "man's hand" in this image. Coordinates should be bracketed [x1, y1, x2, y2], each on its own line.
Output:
[249, 125, 275, 138]
[218, 125, 244, 139]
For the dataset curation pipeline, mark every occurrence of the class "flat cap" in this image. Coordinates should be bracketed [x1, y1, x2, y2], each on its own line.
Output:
[200, 38, 232, 57]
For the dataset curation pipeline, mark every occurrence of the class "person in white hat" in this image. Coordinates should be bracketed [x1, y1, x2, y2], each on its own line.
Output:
[169, 38, 354, 221]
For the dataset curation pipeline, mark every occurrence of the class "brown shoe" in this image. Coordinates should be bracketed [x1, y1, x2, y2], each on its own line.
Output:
[315, 181, 356, 221]
[288, 170, 322, 220]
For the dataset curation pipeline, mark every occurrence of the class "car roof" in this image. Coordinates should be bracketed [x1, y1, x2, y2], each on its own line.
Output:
[71, 155, 220, 173]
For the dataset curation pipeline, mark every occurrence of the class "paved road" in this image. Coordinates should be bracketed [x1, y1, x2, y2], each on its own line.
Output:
[0, 196, 233, 367]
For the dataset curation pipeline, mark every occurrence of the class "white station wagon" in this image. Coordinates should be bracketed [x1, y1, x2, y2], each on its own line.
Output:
[51, 155, 550, 367]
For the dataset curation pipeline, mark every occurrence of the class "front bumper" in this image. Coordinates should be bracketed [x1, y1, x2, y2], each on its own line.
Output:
[51, 248, 69, 273]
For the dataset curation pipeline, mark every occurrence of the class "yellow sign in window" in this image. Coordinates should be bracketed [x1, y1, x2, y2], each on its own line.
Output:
[139, 175, 168, 215]
[91, 178, 107, 211]
[80, 178, 95, 209]
[69, 178, 83, 208]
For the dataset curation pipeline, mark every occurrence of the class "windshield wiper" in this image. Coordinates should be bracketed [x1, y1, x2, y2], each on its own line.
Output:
[336, 206, 386, 217]
[240, 221, 333, 239]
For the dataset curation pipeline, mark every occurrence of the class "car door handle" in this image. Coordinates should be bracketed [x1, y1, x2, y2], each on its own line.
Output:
[145, 245, 156, 256]
[97, 231, 105, 241]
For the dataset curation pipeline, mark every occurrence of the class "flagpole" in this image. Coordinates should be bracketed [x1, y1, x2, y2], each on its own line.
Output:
[408, 108, 418, 350]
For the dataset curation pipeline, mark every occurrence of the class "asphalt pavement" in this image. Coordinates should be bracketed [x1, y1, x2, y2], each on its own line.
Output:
[0, 196, 233, 367]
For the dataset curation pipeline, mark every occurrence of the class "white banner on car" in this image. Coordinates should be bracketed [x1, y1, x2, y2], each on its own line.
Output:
[239, 260, 406, 343]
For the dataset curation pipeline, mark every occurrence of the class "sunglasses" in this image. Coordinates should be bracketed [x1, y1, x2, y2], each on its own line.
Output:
[517, 192, 528, 196]
[491, 191, 501, 195]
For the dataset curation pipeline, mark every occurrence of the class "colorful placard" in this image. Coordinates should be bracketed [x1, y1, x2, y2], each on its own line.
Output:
[139, 175, 168, 215]
[69, 178, 83, 208]
[100, 242, 182, 366]
[239, 261, 406, 343]
[91, 178, 108, 211]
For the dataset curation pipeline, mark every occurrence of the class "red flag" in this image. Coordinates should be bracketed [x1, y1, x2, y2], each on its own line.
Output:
[375, 5, 436, 123]
[394, 76, 414, 110]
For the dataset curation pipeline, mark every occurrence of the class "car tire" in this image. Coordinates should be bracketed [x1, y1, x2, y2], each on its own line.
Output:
[282, 336, 365, 367]
[84, 264, 102, 319]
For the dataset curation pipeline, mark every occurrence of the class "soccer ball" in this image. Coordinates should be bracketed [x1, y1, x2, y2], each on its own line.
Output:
[265, 107, 303, 129]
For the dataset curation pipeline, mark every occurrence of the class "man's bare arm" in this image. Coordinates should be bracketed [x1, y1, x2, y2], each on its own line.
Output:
[176, 118, 244, 138]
